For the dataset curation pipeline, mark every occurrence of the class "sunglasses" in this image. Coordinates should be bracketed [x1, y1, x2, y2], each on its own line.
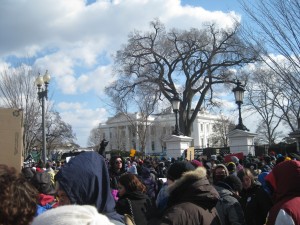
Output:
[115, 160, 122, 164]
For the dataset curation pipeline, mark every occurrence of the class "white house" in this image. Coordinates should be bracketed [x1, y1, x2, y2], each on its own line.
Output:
[98, 109, 221, 156]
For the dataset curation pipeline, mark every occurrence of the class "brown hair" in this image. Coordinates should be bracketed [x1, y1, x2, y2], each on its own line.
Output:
[0, 164, 38, 225]
[118, 173, 146, 193]
[237, 168, 255, 185]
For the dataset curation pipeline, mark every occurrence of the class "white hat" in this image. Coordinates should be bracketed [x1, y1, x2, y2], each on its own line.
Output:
[31, 205, 115, 225]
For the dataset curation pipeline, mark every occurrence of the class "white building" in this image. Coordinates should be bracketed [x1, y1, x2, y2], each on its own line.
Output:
[99, 110, 220, 155]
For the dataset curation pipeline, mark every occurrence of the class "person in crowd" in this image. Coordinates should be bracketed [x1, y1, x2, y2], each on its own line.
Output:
[227, 162, 237, 175]
[214, 174, 246, 225]
[45, 161, 55, 185]
[156, 166, 221, 225]
[261, 156, 273, 172]
[22, 166, 35, 181]
[139, 165, 158, 200]
[155, 161, 195, 213]
[128, 161, 138, 175]
[55, 151, 124, 224]
[231, 156, 244, 172]
[212, 164, 229, 185]
[190, 159, 203, 168]
[109, 155, 126, 190]
[0, 164, 38, 225]
[109, 155, 126, 201]
[116, 173, 156, 225]
[237, 168, 273, 225]
[31, 170, 57, 215]
[265, 160, 300, 225]
[31, 205, 114, 225]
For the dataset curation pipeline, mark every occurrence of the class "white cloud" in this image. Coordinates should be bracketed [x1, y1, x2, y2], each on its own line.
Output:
[0, 0, 242, 146]
[57, 102, 108, 146]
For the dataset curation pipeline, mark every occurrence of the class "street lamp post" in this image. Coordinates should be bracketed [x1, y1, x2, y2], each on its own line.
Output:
[232, 80, 249, 131]
[171, 93, 182, 136]
[36, 70, 51, 163]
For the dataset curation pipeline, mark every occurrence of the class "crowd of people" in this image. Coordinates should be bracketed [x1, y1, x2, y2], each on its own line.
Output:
[1, 150, 300, 225]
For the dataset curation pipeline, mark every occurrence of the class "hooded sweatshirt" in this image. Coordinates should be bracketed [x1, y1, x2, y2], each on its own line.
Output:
[266, 160, 300, 225]
[55, 152, 124, 224]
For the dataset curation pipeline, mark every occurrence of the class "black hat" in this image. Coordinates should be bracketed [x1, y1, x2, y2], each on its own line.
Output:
[224, 175, 243, 192]
[167, 161, 195, 181]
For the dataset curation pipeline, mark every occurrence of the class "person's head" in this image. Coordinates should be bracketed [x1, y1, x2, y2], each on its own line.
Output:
[31, 171, 55, 195]
[0, 164, 38, 225]
[31, 205, 114, 225]
[110, 155, 124, 172]
[212, 164, 229, 185]
[117, 173, 146, 197]
[227, 162, 237, 175]
[55, 152, 123, 223]
[237, 168, 255, 190]
[167, 161, 195, 185]
[223, 175, 243, 194]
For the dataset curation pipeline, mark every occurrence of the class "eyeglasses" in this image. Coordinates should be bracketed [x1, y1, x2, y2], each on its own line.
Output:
[115, 160, 122, 164]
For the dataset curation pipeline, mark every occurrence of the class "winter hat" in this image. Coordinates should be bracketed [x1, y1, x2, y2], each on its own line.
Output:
[231, 156, 239, 164]
[31, 205, 114, 225]
[211, 155, 217, 161]
[223, 175, 243, 192]
[167, 161, 195, 181]
[226, 162, 236, 174]
[128, 165, 138, 175]
[191, 159, 203, 168]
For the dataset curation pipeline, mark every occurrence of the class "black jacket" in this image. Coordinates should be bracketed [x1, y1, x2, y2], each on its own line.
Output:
[116, 191, 155, 225]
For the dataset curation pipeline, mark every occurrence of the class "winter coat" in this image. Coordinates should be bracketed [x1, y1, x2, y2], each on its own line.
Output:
[55, 152, 124, 224]
[157, 167, 221, 225]
[116, 191, 155, 225]
[214, 185, 246, 225]
[266, 160, 300, 225]
[239, 182, 273, 225]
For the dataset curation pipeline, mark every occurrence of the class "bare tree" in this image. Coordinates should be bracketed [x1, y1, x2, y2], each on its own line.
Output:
[87, 126, 103, 148]
[209, 115, 235, 147]
[0, 65, 41, 157]
[246, 68, 284, 145]
[0, 65, 77, 158]
[107, 20, 259, 137]
[240, 0, 300, 131]
[35, 111, 76, 156]
[106, 84, 159, 155]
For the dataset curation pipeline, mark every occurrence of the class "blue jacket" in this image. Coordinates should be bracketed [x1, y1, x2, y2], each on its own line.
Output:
[55, 152, 124, 223]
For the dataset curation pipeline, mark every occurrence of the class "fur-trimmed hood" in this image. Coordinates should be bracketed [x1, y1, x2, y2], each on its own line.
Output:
[167, 167, 219, 210]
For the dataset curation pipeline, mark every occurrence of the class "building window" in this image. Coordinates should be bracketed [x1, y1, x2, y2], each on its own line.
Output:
[152, 141, 155, 151]
[103, 133, 106, 139]
[206, 124, 210, 132]
[201, 124, 203, 132]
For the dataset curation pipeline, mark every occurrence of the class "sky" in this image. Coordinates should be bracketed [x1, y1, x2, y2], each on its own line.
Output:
[0, 0, 250, 147]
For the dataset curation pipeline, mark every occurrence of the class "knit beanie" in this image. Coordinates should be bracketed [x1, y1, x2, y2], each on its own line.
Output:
[190, 159, 203, 168]
[167, 161, 195, 181]
[231, 156, 239, 164]
[31, 205, 114, 225]
[227, 162, 236, 174]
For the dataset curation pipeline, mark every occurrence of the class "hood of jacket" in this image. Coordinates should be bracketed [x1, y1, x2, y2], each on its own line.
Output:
[266, 160, 300, 202]
[167, 167, 219, 210]
[55, 152, 123, 223]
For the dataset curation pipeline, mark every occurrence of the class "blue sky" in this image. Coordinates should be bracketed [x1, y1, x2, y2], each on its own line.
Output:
[0, 0, 249, 147]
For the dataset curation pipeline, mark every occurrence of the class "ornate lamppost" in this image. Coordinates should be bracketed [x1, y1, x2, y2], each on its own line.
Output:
[171, 92, 181, 136]
[35, 70, 51, 163]
[232, 80, 249, 131]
